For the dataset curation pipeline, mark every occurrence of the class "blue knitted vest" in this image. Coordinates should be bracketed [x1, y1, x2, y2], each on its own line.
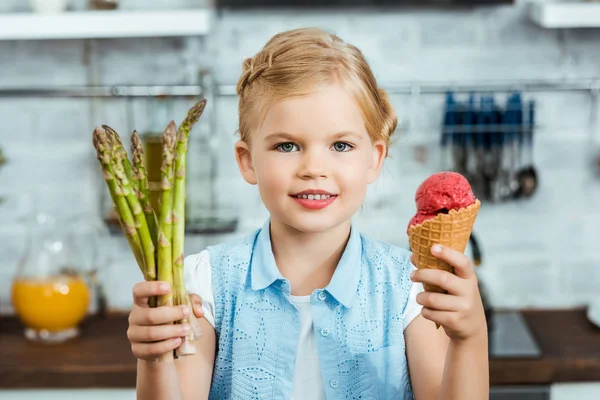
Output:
[206, 221, 415, 399]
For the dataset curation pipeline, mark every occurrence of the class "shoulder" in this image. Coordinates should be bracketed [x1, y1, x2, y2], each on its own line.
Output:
[184, 228, 261, 286]
[359, 232, 413, 271]
[354, 233, 419, 327]
[204, 228, 261, 267]
[357, 232, 415, 301]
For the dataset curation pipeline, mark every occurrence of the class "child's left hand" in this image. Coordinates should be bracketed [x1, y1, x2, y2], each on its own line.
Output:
[410, 243, 487, 343]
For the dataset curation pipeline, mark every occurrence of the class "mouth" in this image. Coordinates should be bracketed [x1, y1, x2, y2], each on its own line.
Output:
[290, 191, 337, 201]
[291, 193, 335, 200]
[290, 191, 338, 210]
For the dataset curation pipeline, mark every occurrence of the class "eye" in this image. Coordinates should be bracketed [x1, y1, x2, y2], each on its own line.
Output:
[276, 142, 298, 153]
[332, 142, 353, 152]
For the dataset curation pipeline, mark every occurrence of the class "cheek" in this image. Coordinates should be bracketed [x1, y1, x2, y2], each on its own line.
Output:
[336, 152, 372, 181]
[254, 154, 291, 188]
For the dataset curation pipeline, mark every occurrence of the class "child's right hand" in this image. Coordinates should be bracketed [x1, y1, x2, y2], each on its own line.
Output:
[127, 281, 205, 361]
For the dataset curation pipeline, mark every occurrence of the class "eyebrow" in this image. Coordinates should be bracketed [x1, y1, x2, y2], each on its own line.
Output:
[264, 131, 363, 142]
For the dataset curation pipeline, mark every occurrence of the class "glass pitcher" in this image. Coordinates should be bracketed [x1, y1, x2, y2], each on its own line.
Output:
[11, 212, 91, 344]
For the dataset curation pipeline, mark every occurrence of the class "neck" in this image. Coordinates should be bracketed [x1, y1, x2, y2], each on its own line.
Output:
[270, 218, 351, 296]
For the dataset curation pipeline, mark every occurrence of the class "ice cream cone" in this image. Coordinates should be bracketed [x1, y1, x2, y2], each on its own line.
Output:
[408, 199, 481, 294]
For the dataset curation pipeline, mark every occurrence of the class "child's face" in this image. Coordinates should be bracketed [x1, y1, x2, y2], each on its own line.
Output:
[235, 82, 386, 234]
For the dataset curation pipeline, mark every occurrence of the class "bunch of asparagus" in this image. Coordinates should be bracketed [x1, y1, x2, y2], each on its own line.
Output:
[93, 99, 207, 357]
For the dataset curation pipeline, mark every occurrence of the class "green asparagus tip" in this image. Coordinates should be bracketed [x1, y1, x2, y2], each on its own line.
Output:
[131, 130, 141, 153]
[164, 120, 177, 141]
[93, 127, 109, 154]
[179, 99, 208, 136]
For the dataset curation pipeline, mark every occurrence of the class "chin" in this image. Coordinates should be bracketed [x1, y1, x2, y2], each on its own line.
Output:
[277, 211, 351, 235]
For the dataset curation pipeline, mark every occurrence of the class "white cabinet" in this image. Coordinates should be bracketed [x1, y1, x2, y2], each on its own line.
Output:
[551, 383, 600, 400]
[0, 10, 211, 40]
[527, 1, 600, 28]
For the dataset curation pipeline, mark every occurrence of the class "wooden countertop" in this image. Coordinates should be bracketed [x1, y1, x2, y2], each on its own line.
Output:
[1, 309, 600, 388]
[491, 308, 600, 385]
[0, 313, 135, 388]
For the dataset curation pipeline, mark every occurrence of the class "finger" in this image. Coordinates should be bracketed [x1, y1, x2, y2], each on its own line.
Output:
[416, 292, 468, 312]
[420, 307, 458, 329]
[410, 253, 416, 267]
[411, 268, 464, 295]
[131, 337, 182, 361]
[431, 244, 474, 279]
[130, 304, 190, 326]
[189, 293, 203, 306]
[132, 281, 171, 307]
[127, 323, 191, 343]
[189, 294, 204, 318]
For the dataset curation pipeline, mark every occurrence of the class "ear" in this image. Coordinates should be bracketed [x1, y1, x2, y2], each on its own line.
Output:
[235, 140, 257, 185]
[367, 139, 386, 184]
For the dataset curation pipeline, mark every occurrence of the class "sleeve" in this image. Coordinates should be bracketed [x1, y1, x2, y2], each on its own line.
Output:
[403, 264, 424, 330]
[183, 250, 216, 329]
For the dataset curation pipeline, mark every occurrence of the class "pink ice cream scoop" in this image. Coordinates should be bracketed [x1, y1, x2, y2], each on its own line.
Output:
[407, 172, 476, 234]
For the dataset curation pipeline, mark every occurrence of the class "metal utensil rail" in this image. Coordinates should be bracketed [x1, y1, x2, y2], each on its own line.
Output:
[0, 78, 598, 98]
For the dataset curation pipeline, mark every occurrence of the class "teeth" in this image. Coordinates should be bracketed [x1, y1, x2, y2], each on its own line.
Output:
[297, 194, 331, 200]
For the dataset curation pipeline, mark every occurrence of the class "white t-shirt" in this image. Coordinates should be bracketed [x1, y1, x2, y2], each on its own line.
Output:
[185, 250, 424, 400]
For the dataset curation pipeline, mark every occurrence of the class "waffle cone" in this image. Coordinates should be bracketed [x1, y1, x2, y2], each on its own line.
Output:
[408, 199, 481, 294]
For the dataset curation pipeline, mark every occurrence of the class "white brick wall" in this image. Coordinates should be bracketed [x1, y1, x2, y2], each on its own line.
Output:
[0, 0, 599, 313]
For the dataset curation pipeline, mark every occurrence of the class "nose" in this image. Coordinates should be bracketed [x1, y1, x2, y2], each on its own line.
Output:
[298, 148, 327, 179]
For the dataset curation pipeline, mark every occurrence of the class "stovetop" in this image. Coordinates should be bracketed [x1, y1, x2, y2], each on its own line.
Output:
[488, 310, 542, 358]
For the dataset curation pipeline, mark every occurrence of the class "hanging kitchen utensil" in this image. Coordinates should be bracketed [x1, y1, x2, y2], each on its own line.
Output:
[471, 95, 487, 201]
[498, 98, 512, 200]
[453, 100, 468, 176]
[441, 92, 455, 171]
[491, 98, 504, 202]
[478, 95, 498, 201]
[509, 93, 524, 197]
[500, 92, 523, 200]
[464, 94, 485, 197]
[515, 100, 538, 198]
[469, 232, 482, 267]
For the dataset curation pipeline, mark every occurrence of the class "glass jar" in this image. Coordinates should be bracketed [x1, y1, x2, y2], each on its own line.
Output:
[11, 213, 91, 343]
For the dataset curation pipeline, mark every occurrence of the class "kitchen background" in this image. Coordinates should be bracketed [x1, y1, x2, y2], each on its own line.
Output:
[0, 0, 600, 398]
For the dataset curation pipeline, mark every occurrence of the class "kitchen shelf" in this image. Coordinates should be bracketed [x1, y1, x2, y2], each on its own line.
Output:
[527, 1, 600, 29]
[0, 10, 212, 41]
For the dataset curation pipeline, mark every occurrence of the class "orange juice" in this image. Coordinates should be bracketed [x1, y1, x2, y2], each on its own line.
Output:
[11, 275, 90, 332]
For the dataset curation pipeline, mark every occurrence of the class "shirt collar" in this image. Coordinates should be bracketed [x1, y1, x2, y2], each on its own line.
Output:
[250, 218, 362, 308]
[250, 218, 285, 291]
[323, 224, 362, 308]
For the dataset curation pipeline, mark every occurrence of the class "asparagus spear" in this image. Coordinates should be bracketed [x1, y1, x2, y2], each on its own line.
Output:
[93, 127, 145, 275]
[103, 125, 137, 193]
[172, 99, 207, 356]
[157, 121, 177, 309]
[131, 131, 159, 246]
[110, 131, 157, 283]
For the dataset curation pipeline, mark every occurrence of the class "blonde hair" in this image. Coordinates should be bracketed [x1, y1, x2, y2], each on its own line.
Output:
[236, 27, 397, 156]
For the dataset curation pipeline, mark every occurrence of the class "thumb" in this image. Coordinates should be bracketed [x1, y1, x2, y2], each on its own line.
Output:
[189, 293, 204, 318]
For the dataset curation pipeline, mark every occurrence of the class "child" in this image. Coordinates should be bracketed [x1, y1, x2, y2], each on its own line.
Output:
[127, 28, 489, 399]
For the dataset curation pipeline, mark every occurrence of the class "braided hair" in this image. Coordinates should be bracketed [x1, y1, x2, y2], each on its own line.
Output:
[236, 28, 397, 156]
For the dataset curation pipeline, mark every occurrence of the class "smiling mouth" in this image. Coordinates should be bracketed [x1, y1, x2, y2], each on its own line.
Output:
[291, 194, 336, 200]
